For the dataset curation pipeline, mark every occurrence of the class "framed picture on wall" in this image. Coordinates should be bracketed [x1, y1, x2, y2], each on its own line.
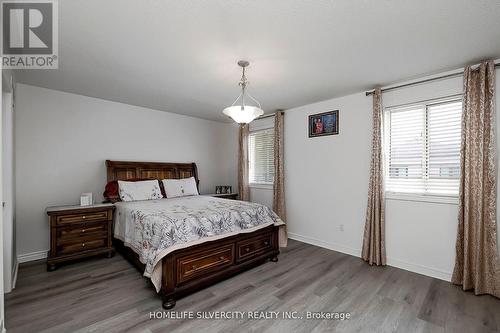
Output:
[308, 110, 339, 137]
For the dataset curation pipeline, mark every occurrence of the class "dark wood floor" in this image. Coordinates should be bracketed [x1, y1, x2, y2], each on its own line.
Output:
[5, 239, 500, 333]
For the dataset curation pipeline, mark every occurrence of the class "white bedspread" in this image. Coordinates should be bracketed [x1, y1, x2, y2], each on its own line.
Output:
[113, 195, 284, 292]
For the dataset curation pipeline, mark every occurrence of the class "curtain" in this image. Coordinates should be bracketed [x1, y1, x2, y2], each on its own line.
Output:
[238, 124, 250, 201]
[361, 88, 386, 266]
[452, 61, 500, 298]
[273, 111, 287, 247]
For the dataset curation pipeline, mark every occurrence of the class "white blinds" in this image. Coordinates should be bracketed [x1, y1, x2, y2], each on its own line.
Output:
[427, 101, 462, 194]
[385, 99, 462, 196]
[249, 128, 275, 184]
[386, 105, 426, 193]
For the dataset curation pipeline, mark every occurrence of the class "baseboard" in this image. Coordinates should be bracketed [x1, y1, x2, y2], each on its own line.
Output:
[12, 259, 19, 289]
[288, 232, 361, 258]
[386, 257, 452, 282]
[17, 250, 48, 263]
[287, 232, 452, 282]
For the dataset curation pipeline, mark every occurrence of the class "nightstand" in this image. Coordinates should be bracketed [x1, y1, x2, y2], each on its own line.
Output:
[210, 193, 239, 200]
[46, 203, 115, 271]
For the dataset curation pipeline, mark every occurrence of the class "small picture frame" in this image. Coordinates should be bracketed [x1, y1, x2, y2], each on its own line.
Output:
[215, 185, 232, 194]
[308, 110, 339, 138]
[80, 192, 93, 206]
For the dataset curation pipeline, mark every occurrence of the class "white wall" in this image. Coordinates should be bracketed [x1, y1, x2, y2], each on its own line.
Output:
[285, 69, 500, 281]
[15, 84, 238, 258]
[0, 69, 6, 333]
[2, 69, 16, 302]
[250, 187, 273, 208]
[285, 91, 372, 256]
[2, 90, 15, 292]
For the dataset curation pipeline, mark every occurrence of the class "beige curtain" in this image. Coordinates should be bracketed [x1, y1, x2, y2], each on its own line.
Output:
[238, 124, 250, 201]
[273, 111, 287, 247]
[361, 88, 386, 266]
[452, 61, 500, 298]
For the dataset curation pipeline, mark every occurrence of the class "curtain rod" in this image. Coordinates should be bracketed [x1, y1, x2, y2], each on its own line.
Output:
[365, 63, 500, 96]
[258, 111, 285, 119]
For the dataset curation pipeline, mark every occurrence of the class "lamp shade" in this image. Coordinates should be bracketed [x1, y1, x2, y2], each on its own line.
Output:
[223, 105, 264, 124]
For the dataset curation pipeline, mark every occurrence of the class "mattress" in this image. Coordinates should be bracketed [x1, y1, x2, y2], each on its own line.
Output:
[113, 195, 284, 291]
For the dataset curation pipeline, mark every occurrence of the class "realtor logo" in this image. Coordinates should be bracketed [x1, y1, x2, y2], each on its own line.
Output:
[1, 0, 58, 68]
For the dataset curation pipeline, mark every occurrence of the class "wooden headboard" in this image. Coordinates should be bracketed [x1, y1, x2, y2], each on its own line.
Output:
[105, 160, 199, 188]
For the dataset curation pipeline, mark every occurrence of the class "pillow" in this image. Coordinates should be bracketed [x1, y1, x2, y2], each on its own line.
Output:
[162, 177, 199, 198]
[118, 180, 163, 202]
[104, 179, 166, 202]
[103, 180, 121, 203]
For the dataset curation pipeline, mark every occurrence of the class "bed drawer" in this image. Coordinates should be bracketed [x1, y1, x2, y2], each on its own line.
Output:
[56, 211, 109, 225]
[236, 233, 273, 262]
[177, 244, 234, 284]
[57, 238, 106, 255]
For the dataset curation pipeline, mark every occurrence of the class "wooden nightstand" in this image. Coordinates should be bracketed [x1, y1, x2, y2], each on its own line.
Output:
[209, 193, 239, 200]
[46, 203, 115, 271]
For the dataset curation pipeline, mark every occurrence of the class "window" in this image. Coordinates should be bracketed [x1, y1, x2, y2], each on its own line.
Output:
[384, 98, 462, 197]
[248, 128, 274, 185]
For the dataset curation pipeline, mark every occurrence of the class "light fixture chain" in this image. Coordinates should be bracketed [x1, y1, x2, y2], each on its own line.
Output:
[240, 65, 247, 109]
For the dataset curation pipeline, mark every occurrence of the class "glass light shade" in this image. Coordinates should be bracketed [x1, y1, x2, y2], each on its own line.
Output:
[223, 105, 264, 124]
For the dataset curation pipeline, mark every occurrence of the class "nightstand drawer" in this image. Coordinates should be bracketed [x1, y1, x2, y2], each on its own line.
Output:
[57, 231, 107, 246]
[56, 211, 109, 225]
[57, 222, 107, 241]
[57, 239, 106, 255]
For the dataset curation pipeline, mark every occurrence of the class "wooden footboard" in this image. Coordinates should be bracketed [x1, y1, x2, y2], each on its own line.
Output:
[114, 225, 280, 309]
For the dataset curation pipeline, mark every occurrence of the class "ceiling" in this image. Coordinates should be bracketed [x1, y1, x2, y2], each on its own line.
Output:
[15, 0, 500, 122]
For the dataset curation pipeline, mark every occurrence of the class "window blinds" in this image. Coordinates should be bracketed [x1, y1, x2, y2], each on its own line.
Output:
[248, 128, 275, 184]
[385, 99, 462, 196]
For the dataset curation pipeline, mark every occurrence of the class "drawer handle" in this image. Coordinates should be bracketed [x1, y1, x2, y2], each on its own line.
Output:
[82, 216, 86, 220]
[219, 256, 225, 260]
[82, 243, 86, 247]
[81, 229, 86, 233]
[245, 247, 250, 252]
[192, 265, 198, 270]
[264, 241, 269, 245]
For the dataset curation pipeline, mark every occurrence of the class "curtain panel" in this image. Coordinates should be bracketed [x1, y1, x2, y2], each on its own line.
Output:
[452, 61, 500, 298]
[361, 88, 386, 266]
[238, 124, 250, 201]
[273, 111, 287, 247]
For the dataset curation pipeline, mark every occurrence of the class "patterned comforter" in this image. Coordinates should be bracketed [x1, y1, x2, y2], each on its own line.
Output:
[113, 195, 284, 291]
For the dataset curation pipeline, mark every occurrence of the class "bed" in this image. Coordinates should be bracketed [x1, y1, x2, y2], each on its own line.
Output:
[105, 160, 282, 309]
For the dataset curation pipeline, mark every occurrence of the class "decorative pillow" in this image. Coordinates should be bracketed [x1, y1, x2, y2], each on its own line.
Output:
[103, 180, 121, 203]
[104, 179, 166, 202]
[118, 180, 163, 202]
[162, 177, 199, 198]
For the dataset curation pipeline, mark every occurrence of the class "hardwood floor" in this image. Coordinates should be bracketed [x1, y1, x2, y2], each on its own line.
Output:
[5, 240, 500, 333]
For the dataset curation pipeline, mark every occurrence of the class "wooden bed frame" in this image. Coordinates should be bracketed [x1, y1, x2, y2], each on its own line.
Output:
[106, 160, 280, 309]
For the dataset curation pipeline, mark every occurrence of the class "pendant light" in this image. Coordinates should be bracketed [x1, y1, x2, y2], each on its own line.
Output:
[223, 60, 264, 124]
